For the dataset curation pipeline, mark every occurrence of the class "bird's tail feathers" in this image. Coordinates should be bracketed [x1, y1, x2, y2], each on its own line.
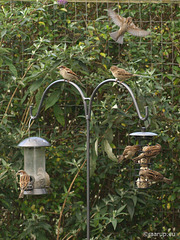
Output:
[163, 178, 172, 184]
[76, 78, 85, 88]
[118, 155, 124, 163]
[134, 74, 151, 78]
[19, 190, 24, 198]
[110, 31, 123, 44]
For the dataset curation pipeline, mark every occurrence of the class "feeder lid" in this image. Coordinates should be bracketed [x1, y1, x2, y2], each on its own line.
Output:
[18, 137, 51, 147]
[130, 127, 157, 137]
[130, 132, 157, 137]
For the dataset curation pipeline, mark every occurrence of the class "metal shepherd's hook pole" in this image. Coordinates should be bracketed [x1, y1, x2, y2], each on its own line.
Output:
[29, 78, 148, 240]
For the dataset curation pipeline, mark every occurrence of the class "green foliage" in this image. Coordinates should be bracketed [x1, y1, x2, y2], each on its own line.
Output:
[0, 1, 179, 240]
[19, 214, 52, 240]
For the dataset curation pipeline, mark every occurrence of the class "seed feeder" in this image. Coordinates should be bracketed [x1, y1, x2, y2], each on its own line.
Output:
[18, 137, 51, 195]
[129, 127, 159, 189]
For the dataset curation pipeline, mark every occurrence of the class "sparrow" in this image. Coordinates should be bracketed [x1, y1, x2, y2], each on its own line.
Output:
[57, 65, 85, 87]
[108, 8, 150, 44]
[137, 157, 150, 166]
[36, 168, 50, 188]
[110, 66, 139, 81]
[16, 170, 30, 198]
[139, 169, 172, 184]
[118, 145, 141, 163]
[45, 172, 51, 188]
[136, 176, 149, 189]
[133, 144, 162, 162]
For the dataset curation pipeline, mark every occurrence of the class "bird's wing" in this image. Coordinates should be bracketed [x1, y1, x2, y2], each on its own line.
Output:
[122, 148, 129, 156]
[108, 9, 126, 27]
[145, 170, 162, 181]
[66, 69, 78, 78]
[127, 25, 150, 37]
[124, 145, 131, 150]
[140, 170, 153, 180]
[20, 175, 30, 189]
[117, 69, 132, 76]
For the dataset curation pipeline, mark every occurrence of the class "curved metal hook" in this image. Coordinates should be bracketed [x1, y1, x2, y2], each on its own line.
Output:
[30, 79, 87, 120]
[88, 79, 148, 121]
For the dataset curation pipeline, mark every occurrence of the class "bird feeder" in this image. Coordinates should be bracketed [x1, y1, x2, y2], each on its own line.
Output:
[18, 137, 51, 195]
[129, 127, 158, 189]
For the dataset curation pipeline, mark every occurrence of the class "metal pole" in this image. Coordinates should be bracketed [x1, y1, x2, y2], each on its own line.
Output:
[86, 114, 90, 240]
[29, 78, 148, 240]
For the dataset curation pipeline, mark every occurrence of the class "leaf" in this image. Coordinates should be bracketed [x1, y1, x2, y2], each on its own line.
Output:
[111, 218, 117, 230]
[87, 26, 95, 30]
[96, 16, 107, 21]
[127, 199, 135, 220]
[100, 52, 106, 58]
[103, 139, 118, 162]
[167, 203, 171, 210]
[5, 59, 17, 77]
[117, 204, 127, 214]
[60, 8, 67, 12]
[8, 63, 18, 77]
[1, 29, 7, 38]
[168, 194, 176, 201]
[176, 56, 180, 64]
[45, 90, 61, 110]
[38, 21, 45, 26]
[29, 79, 44, 92]
[0, 58, 3, 67]
[53, 104, 65, 126]
[90, 143, 98, 176]
[0, 170, 8, 181]
[95, 138, 98, 156]
[104, 128, 113, 143]
[112, 104, 118, 109]
[132, 196, 137, 207]
[0, 47, 11, 54]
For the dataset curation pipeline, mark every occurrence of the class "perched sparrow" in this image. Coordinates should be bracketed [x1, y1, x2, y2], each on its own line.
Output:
[16, 170, 30, 198]
[57, 65, 85, 87]
[35, 168, 50, 188]
[137, 158, 150, 167]
[45, 172, 51, 187]
[118, 145, 140, 163]
[142, 144, 162, 157]
[108, 8, 150, 44]
[136, 176, 149, 189]
[110, 66, 139, 81]
[133, 144, 162, 162]
[139, 169, 172, 184]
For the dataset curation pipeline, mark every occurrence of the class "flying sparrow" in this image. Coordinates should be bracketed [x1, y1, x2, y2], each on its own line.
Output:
[118, 145, 141, 163]
[133, 144, 162, 162]
[108, 8, 150, 44]
[139, 169, 172, 184]
[16, 170, 30, 198]
[57, 65, 85, 87]
[110, 66, 139, 81]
